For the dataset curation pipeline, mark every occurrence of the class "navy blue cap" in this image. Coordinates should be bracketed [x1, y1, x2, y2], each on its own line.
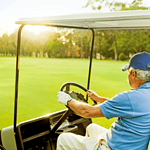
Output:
[122, 52, 150, 71]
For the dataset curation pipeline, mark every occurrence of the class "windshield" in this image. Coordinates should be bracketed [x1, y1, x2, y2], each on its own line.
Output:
[17, 26, 92, 124]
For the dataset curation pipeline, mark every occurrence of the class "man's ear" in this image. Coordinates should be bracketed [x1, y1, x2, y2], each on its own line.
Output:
[132, 70, 139, 81]
[132, 71, 136, 77]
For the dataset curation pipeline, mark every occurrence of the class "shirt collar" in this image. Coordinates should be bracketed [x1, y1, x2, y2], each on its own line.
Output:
[138, 82, 150, 89]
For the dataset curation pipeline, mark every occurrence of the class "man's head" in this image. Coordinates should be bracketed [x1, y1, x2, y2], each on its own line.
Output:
[121, 52, 150, 89]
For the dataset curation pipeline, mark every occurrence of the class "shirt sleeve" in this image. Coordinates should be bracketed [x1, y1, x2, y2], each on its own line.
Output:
[100, 92, 133, 119]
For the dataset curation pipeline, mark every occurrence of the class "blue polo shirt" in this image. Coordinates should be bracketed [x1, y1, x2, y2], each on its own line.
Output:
[100, 82, 150, 150]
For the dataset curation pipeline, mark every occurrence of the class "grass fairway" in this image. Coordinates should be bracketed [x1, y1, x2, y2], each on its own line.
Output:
[0, 57, 130, 130]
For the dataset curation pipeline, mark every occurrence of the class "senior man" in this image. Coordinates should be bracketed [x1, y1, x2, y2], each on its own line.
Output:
[57, 52, 150, 150]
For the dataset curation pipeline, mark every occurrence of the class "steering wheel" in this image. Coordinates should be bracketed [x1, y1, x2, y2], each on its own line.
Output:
[61, 82, 88, 103]
[50, 82, 97, 135]
[60, 82, 97, 104]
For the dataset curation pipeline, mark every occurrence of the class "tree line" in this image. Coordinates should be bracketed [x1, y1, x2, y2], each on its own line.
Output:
[0, 0, 150, 60]
[0, 27, 150, 60]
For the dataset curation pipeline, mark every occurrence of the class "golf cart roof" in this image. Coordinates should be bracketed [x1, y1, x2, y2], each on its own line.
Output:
[15, 9, 150, 30]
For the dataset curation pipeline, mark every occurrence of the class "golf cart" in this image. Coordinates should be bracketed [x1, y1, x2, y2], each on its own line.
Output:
[0, 10, 150, 150]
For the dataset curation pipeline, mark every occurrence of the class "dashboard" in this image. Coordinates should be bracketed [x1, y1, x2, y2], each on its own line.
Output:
[16, 109, 91, 150]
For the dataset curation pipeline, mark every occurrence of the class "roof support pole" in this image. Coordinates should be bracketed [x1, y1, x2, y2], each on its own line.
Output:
[14, 25, 24, 135]
[86, 29, 95, 102]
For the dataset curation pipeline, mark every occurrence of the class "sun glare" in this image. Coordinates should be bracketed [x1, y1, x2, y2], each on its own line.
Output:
[24, 25, 48, 34]
[0, 21, 56, 37]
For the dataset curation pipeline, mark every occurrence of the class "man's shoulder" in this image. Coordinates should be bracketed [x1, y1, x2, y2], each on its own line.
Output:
[121, 89, 138, 98]
[122, 87, 150, 102]
[113, 91, 130, 100]
[111, 90, 138, 104]
[108, 91, 131, 106]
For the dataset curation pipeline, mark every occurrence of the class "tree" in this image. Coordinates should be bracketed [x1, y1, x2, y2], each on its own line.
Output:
[64, 31, 75, 58]
[83, 0, 127, 12]
[83, 0, 148, 11]
[1, 33, 9, 56]
[47, 30, 67, 58]
[122, 0, 148, 10]
[71, 30, 92, 58]
[71, 30, 85, 58]
[96, 31, 115, 58]
[9, 30, 17, 56]
[83, 0, 149, 60]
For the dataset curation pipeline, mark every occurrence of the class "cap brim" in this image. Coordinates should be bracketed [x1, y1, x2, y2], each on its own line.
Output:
[121, 64, 129, 71]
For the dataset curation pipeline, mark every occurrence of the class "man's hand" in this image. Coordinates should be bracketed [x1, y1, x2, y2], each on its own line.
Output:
[86, 90, 100, 102]
[57, 91, 72, 105]
[86, 90, 109, 103]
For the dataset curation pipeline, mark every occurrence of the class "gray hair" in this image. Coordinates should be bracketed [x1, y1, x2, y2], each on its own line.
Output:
[129, 67, 150, 82]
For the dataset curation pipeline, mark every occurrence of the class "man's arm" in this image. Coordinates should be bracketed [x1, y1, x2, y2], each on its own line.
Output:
[57, 91, 105, 118]
[68, 99, 104, 118]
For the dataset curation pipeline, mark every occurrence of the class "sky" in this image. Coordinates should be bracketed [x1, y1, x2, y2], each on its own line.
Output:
[0, 0, 94, 35]
[0, 0, 150, 36]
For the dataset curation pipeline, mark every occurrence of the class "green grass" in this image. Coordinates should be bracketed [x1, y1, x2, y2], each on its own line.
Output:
[0, 57, 130, 130]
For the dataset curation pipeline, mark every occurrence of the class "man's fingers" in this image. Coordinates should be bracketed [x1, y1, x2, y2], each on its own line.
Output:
[86, 91, 92, 97]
